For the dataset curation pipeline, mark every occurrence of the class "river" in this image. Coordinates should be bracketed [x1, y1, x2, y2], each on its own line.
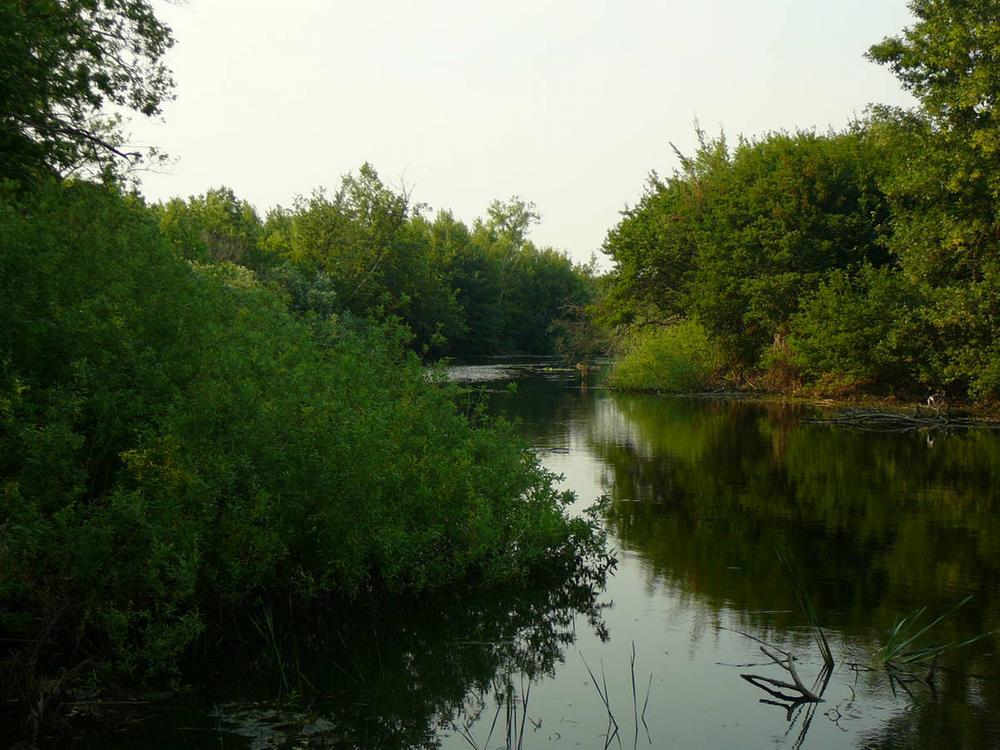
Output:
[79, 358, 999, 749]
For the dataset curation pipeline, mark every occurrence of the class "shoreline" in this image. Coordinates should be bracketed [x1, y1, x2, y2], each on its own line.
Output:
[605, 386, 1000, 425]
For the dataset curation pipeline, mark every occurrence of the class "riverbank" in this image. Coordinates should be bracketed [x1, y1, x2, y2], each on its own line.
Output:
[608, 385, 1000, 425]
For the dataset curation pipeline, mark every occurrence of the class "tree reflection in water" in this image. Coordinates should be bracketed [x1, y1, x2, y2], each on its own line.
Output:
[591, 393, 1000, 749]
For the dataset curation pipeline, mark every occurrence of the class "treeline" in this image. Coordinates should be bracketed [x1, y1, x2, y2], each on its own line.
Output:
[604, 0, 1000, 403]
[0, 1, 606, 737]
[150, 167, 598, 359]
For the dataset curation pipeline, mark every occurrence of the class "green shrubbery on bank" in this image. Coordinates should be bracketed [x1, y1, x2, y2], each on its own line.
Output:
[602, 2, 1000, 403]
[0, 180, 603, 708]
[0, 3, 610, 730]
[608, 321, 719, 392]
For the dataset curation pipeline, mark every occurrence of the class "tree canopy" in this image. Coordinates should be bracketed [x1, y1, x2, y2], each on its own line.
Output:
[603, 128, 889, 372]
[865, 0, 1000, 396]
[602, 3, 1000, 400]
[0, 0, 174, 182]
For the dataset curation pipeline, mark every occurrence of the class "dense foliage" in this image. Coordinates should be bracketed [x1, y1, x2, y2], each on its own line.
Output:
[152, 172, 598, 358]
[602, 1, 1000, 401]
[1, 1, 607, 728]
[0, 180, 606, 720]
[603, 128, 890, 387]
[864, 0, 1000, 399]
[608, 320, 720, 392]
[0, 0, 173, 182]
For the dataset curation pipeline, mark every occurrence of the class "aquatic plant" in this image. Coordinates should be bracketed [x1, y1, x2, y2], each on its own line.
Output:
[776, 547, 834, 668]
[879, 594, 997, 666]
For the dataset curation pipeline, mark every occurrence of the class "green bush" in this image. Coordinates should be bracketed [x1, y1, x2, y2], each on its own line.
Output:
[609, 320, 720, 392]
[787, 265, 931, 394]
[0, 180, 602, 693]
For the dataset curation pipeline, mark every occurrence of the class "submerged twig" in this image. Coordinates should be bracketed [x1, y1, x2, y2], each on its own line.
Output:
[759, 646, 825, 702]
[741, 646, 829, 736]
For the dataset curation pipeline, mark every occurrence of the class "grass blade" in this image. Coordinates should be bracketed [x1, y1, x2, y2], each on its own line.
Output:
[776, 547, 834, 667]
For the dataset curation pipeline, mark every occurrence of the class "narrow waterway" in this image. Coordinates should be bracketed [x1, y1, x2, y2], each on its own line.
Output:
[79, 359, 1000, 749]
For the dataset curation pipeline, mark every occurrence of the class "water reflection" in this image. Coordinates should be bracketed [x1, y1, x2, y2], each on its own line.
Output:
[594, 394, 1000, 640]
[79, 576, 609, 750]
[590, 393, 1000, 748]
[475, 364, 999, 748]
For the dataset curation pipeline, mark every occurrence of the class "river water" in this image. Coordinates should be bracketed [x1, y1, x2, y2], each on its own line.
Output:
[81, 359, 999, 749]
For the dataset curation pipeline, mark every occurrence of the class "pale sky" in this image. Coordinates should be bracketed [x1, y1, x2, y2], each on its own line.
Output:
[129, 0, 917, 266]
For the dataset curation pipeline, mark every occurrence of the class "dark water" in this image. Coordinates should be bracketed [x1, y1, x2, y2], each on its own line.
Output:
[78, 360, 1000, 749]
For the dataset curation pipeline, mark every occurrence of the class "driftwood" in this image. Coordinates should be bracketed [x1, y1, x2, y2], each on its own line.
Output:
[741, 646, 825, 703]
[807, 407, 999, 433]
[731, 629, 833, 746]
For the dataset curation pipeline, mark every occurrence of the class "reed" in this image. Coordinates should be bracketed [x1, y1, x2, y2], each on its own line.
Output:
[879, 594, 996, 665]
[776, 547, 834, 668]
[580, 652, 622, 749]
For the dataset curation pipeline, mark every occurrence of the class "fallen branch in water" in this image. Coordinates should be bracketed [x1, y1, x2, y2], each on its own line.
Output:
[805, 408, 1000, 432]
[741, 645, 830, 723]
[754, 646, 825, 703]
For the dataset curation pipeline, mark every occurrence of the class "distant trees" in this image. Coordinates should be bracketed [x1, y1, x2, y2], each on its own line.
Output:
[152, 166, 597, 357]
[153, 187, 262, 263]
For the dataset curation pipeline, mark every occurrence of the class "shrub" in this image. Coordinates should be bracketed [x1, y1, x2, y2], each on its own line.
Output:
[788, 265, 931, 395]
[0, 180, 602, 700]
[609, 320, 720, 392]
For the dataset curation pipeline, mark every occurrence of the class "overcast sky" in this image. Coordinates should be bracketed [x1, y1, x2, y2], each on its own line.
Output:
[130, 0, 917, 266]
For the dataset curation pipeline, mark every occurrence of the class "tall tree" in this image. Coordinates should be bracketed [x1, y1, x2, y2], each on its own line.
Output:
[154, 187, 263, 263]
[867, 0, 1000, 396]
[0, 0, 174, 182]
[603, 129, 889, 370]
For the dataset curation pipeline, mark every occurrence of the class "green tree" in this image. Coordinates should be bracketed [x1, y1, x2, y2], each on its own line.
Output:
[604, 129, 890, 373]
[868, 0, 1000, 156]
[0, 0, 174, 182]
[153, 187, 263, 264]
[788, 265, 932, 393]
[276, 164, 409, 308]
[430, 211, 505, 355]
[264, 165, 465, 352]
[476, 196, 541, 304]
[485, 196, 541, 249]
[867, 0, 1000, 397]
[502, 243, 592, 354]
